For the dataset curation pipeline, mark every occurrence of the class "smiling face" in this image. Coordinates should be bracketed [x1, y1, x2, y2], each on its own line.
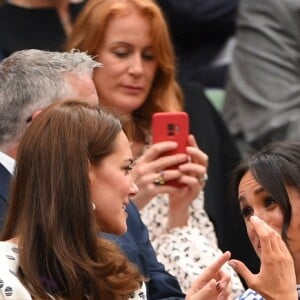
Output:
[88, 131, 138, 235]
[93, 7, 158, 115]
[238, 171, 300, 257]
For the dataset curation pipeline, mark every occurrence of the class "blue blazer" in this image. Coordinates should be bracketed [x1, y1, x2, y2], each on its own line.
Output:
[104, 201, 185, 300]
[0, 163, 11, 231]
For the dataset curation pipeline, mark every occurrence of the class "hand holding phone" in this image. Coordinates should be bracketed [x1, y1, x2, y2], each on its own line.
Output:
[152, 112, 189, 188]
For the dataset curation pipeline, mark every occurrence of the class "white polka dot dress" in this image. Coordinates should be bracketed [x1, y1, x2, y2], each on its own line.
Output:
[140, 192, 245, 298]
[0, 241, 31, 299]
[0, 241, 147, 300]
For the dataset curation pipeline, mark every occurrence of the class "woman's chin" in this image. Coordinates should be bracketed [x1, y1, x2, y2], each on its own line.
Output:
[113, 224, 128, 236]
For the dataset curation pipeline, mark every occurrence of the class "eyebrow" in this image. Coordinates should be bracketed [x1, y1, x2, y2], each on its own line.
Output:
[125, 158, 134, 164]
[238, 186, 265, 203]
[111, 41, 154, 49]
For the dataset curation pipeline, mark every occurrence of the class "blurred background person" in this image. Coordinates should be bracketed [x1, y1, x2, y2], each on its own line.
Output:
[223, 0, 300, 158]
[0, 0, 86, 59]
[157, 0, 240, 88]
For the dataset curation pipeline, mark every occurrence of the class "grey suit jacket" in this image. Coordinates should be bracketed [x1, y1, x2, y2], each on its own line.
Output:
[223, 0, 300, 154]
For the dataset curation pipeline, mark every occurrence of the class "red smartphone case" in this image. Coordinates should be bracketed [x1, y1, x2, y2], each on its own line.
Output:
[152, 112, 189, 188]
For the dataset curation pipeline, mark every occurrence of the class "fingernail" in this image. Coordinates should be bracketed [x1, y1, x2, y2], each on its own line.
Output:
[228, 260, 236, 268]
[208, 279, 216, 288]
[219, 280, 228, 290]
[250, 215, 261, 222]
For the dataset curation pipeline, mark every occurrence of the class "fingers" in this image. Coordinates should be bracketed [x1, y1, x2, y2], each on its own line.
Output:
[187, 136, 208, 167]
[228, 259, 253, 287]
[142, 141, 181, 162]
[192, 279, 219, 300]
[229, 216, 296, 299]
[188, 134, 199, 148]
[136, 141, 208, 186]
[249, 215, 275, 253]
[137, 145, 188, 175]
[178, 163, 207, 183]
[249, 215, 286, 260]
[196, 252, 231, 283]
[216, 270, 231, 300]
[188, 253, 232, 300]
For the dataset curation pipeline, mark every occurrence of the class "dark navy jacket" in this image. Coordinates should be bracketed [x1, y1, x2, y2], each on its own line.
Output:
[0, 163, 10, 231]
[104, 201, 185, 300]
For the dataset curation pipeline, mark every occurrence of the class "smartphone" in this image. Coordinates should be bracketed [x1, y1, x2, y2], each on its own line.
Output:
[152, 112, 189, 188]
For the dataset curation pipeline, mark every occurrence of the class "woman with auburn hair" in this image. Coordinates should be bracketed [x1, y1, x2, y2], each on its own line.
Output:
[0, 100, 233, 300]
[66, 0, 245, 297]
[67, 0, 183, 126]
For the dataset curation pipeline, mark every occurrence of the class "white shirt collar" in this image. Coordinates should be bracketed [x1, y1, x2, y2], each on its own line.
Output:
[0, 151, 15, 175]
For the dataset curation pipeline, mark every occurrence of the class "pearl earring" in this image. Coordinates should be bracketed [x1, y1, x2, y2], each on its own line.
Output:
[92, 202, 96, 210]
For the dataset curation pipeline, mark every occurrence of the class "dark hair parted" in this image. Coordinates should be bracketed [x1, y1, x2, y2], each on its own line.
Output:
[1, 100, 143, 299]
[231, 141, 300, 242]
[66, 0, 183, 137]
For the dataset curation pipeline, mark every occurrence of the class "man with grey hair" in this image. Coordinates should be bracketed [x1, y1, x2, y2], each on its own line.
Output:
[0, 49, 100, 228]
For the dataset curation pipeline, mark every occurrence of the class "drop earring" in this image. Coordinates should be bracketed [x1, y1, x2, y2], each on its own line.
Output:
[92, 202, 96, 210]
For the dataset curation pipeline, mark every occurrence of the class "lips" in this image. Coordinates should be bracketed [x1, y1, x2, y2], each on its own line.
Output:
[121, 85, 143, 94]
[122, 201, 129, 211]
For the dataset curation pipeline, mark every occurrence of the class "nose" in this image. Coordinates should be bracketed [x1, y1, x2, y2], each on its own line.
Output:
[129, 182, 139, 198]
[128, 54, 144, 76]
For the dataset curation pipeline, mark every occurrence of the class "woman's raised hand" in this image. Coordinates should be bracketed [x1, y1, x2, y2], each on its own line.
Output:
[229, 216, 297, 300]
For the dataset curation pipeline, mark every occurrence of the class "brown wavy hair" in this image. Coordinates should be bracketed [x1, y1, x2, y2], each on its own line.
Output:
[1, 100, 143, 299]
[66, 0, 184, 137]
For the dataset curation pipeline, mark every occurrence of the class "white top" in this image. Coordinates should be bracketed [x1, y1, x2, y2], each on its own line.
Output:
[0, 241, 147, 300]
[140, 192, 245, 298]
[0, 152, 15, 175]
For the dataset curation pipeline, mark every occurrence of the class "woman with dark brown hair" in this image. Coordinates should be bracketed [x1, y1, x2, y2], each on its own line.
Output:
[228, 141, 300, 299]
[0, 100, 144, 299]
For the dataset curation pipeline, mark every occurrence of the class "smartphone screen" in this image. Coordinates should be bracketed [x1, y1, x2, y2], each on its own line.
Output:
[152, 112, 189, 187]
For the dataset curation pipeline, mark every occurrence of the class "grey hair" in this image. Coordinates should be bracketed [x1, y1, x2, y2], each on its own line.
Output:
[0, 49, 101, 148]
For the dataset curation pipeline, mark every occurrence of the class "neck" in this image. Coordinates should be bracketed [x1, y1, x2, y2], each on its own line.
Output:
[6, 237, 19, 245]
[0, 144, 18, 159]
